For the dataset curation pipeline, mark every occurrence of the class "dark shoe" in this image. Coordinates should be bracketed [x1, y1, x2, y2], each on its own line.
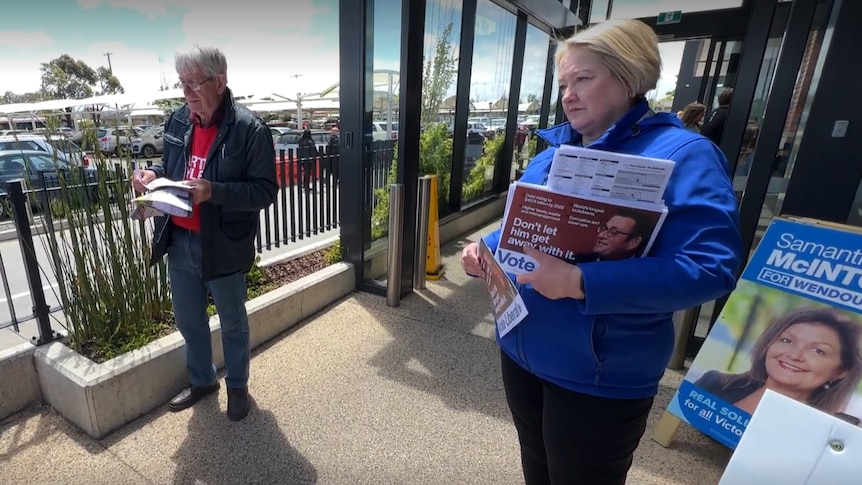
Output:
[168, 383, 220, 412]
[227, 387, 250, 421]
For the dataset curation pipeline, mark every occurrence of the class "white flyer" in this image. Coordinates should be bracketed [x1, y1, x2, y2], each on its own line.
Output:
[546, 145, 674, 205]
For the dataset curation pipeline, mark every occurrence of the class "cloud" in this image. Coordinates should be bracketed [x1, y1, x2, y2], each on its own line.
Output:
[73, 1, 339, 96]
[4, 2, 338, 97]
[78, 0, 330, 24]
[76, 0, 171, 19]
[83, 41, 165, 95]
[0, 41, 167, 97]
[170, 1, 337, 96]
[0, 30, 54, 49]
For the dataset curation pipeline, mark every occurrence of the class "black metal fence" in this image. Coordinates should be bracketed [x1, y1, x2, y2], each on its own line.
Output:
[0, 141, 396, 344]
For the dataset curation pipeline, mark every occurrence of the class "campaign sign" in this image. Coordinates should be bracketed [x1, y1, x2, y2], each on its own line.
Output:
[668, 218, 862, 449]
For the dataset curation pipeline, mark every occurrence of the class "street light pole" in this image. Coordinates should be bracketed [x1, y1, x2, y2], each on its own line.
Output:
[104, 52, 114, 73]
[290, 74, 303, 128]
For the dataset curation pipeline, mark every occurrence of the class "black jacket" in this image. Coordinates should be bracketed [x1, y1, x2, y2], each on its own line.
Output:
[700, 106, 729, 145]
[149, 89, 278, 280]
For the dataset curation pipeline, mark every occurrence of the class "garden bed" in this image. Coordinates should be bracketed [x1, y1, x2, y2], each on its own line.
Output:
[34, 260, 355, 438]
[80, 248, 335, 363]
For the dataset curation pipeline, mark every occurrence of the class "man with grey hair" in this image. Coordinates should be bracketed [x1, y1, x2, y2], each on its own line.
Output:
[133, 45, 277, 421]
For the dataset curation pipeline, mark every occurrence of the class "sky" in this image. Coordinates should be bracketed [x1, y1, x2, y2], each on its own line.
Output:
[0, 0, 739, 104]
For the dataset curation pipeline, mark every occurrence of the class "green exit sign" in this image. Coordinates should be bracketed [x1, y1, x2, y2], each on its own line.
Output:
[656, 10, 682, 25]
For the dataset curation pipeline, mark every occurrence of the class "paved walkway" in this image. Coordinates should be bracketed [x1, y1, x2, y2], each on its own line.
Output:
[0, 223, 731, 484]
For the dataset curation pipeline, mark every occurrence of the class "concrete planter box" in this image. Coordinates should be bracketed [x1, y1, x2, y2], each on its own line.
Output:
[0, 343, 41, 419]
[33, 262, 354, 439]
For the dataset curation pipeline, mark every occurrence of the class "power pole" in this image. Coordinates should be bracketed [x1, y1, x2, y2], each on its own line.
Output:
[104, 52, 114, 73]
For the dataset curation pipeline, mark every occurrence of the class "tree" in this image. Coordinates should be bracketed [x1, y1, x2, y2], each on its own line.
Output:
[421, 22, 457, 127]
[1, 91, 43, 104]
[91, 66, 125, 125]
[155, 81, 184, 115]
[40, 54, 98, 127]
[649, 89, 675, 112]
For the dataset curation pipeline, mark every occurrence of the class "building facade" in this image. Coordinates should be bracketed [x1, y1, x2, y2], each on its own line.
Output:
[338, 0, 862, 353]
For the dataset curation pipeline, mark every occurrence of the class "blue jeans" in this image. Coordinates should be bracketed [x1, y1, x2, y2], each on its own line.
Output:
[167, 226, 250, 389]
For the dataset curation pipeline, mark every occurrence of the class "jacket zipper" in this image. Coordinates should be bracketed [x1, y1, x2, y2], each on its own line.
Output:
[154, 121, 193, 247]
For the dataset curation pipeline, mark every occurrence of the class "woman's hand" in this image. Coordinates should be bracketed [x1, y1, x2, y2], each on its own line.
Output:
[516, 247, 584, 300]
[460, 242, 483, 277]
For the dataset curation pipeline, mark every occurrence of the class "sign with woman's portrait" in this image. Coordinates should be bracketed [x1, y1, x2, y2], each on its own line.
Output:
[668, 218, 862, 449]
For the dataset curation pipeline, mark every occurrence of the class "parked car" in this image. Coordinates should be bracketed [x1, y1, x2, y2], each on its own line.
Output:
[274, 130, 331, 156]
[131, 127, 165, 159]
[269, 126, 293, 139]
[0, 133, 89, 167]
[44, 135, 90, 167]
[0, 189, 9, 220]
[98, 127, 145, 155]
[488, 118, 506, 133]
[0, 150, 100, 210]
[371, 121, 398, 141]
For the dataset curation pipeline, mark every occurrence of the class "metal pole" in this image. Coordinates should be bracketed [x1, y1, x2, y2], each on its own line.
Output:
[386, 183, 405, 307]
[387, 72, 393, 139]
[296, 92, 302, 129]
[668, 307, 701, 370]
[414, 176, 432, 289]
[0, 251, 19, 332]
[8, 180, 58, 345]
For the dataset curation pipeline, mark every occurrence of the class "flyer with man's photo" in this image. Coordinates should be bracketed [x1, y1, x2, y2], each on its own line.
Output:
[495, 182, 668, 275]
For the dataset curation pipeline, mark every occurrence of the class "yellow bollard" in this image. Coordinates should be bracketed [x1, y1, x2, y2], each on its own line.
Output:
[425, 175, 444, 280]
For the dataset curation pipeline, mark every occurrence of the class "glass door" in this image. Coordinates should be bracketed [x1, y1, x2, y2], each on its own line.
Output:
[731, 0, 834, 249]
[692, 0, 837, 352]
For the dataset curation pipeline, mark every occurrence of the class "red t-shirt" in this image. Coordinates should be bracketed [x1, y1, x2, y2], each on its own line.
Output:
[172, 124, 219, 232]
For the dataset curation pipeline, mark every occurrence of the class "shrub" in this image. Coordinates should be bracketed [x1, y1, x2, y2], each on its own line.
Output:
[370, 123, 453, 240]
[41, 123, 173, 362]
[463, 133, 504, 200]
[324, 238, 343, 264]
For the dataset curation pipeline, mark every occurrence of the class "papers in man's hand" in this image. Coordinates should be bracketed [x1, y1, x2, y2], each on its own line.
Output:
[546, 145, 674, 205]
[144, 177, 193, 192]
[131, 177, 193, 220]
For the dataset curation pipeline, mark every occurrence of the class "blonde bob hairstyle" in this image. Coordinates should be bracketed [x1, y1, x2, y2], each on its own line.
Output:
[555, 19, 661, 99]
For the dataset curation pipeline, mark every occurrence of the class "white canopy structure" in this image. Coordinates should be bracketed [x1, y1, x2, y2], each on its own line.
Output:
[1, 72, 403, 129]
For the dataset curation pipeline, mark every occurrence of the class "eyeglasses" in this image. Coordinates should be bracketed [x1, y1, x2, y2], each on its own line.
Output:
[598, 224, 637, 238]
[179, 77, 213, 92]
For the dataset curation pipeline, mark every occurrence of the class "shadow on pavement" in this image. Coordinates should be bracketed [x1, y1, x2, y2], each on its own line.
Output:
[171, 397, 317, 485]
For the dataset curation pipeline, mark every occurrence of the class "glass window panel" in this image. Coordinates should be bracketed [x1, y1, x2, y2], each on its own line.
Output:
[367, 0, 403, 242]
[770, 4, 834, 218]
[422, 0, 463, 214]
[645, 41, 686, 113]
[589, 0, 610, 23]
[462, 0, 516, 205]
[547, 66, 560, 129]
[511, 24, 551, 182]
[609, 0, 743, 20]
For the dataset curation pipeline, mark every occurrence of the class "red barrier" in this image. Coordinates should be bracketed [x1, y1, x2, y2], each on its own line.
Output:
[274, 155, 319, 188]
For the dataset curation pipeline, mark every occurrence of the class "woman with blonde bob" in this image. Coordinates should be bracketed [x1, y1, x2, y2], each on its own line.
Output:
[461, 20, 742, 484]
